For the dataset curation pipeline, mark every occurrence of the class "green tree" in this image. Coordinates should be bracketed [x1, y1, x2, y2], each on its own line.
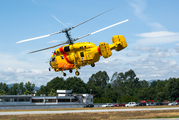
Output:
[0, 82, 8, 95]
[24, 90, 31, 95]
[49, 89, 56, 96]
[9, 83, 19, 95]
[24, 81, 35, 94]
[139, 80, 149, 88]
[121, 95, 137, 103]
[89, 71, 109, 89]
[36, 85, 47, 96]
[156, 92, 165, 102]
[167, 78, 179, 101]
[46, 77, 66, 95]
[65, 77, 86, 93]
[111, 69, 140, 99]
[86, 84, 104, 98]
[19, 82, 25, 95]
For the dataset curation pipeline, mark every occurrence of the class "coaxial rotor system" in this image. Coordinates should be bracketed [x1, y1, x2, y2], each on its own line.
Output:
[16, 8, 129, 54]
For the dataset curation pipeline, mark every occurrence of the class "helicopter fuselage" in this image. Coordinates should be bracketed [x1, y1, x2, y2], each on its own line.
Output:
[49, 42, 100, 72]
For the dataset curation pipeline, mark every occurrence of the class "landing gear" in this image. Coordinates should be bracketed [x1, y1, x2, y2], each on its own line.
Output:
[91, 63, 95, 67]
[69, 69, 73, 73]
[62, 72, 66, 76]
[75, 71, 80, 76]
[73, 54, 80, 76]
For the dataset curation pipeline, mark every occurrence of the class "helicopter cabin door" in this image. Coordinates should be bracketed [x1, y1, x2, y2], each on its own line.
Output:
[80, 52, 85, 61]
[78, 51, 88, 66]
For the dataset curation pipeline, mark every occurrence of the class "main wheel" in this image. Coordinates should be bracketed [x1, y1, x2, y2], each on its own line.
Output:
[91, 63, 95, 67]
[69, 69, 72, 73]
[75, 71, 80, 76]
[63, 72, 66, 76]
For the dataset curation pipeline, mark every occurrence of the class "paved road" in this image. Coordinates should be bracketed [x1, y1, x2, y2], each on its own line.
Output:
[0, 107, 179, 115]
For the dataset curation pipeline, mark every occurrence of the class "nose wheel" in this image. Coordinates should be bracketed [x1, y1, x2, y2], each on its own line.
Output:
[69, 69, 73, 73]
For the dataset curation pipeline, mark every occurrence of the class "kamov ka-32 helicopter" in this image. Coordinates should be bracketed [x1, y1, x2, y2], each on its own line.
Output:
[16, 9, 129, 76]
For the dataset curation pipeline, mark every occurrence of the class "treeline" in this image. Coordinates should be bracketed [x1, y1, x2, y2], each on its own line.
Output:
[1, 69, 179, 103]
[0, 82, 35, 95]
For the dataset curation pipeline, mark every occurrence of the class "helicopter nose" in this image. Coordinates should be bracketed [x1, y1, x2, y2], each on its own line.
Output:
[49, 61, 52, 67]
[53, 51, 56, 55]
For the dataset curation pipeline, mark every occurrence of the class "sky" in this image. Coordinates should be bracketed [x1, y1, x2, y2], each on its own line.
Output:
[0, 0, 179, 87]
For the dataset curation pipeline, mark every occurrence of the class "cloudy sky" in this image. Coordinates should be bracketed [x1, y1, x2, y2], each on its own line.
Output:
[0, 0, 179, 87]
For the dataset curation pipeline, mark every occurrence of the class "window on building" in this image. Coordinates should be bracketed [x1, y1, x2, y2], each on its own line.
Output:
[58, 99, 70, 102]
[24, 99, 30, 102]
[4, 99, 10, 102]
[72, 99, 76, 102]
[4, 98, 18, 102]
[45, 99, 56, 103]
[18, 99, 25, 102]
[32, 99, 44, 103]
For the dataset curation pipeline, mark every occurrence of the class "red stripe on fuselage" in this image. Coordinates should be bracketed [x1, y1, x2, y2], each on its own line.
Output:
[59, 46, 73, 64]
[59, 47, 66, 54]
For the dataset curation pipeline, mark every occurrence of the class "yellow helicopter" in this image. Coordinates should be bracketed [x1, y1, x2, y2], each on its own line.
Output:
[16, 9, 129, 76]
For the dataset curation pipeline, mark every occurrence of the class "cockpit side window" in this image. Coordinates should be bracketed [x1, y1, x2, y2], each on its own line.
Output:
[61, 56, 64, 59]
[52, 57, 56, 62]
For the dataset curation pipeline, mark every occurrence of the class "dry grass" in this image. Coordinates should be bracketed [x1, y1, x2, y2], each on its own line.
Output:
[0, 108, 179, 120]
[0, 110, 178, 120]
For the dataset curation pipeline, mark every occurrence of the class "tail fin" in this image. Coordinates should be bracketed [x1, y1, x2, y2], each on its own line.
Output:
[111, 35, 127, 51]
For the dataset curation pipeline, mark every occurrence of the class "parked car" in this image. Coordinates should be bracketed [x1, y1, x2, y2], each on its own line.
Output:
[154, 102, 164, 106]
[125, 102, 137, 107]
[146, 102, 155, 106]
[168, 102, 178, 106]
[136, 103, 146, 106]
[102, 103, 113, 107]
[85, 104, 94, 107]
[113, 103, 125, 107]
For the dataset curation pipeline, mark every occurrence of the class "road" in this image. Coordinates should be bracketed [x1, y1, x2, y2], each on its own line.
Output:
[0, 107, 179, 115]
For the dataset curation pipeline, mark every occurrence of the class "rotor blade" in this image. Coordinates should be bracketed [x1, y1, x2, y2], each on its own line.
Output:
[51, 14, 68, 28]
[28, 42, 67, 54]
[71, 8, 113, 29]
[16, 31, 62, 44]
[91, 19, 129, 35]
[73, 19, 129, 41]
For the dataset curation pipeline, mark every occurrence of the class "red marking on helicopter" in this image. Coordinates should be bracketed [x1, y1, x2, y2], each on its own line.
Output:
[59, 47, 66, 54]
[59, 47, 73, 64]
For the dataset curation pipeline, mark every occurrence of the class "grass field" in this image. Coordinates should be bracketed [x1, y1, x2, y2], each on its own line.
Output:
[0, 106, 179, 120]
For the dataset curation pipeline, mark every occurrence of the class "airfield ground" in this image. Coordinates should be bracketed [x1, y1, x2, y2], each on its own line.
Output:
[0, 106, 179, 120]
